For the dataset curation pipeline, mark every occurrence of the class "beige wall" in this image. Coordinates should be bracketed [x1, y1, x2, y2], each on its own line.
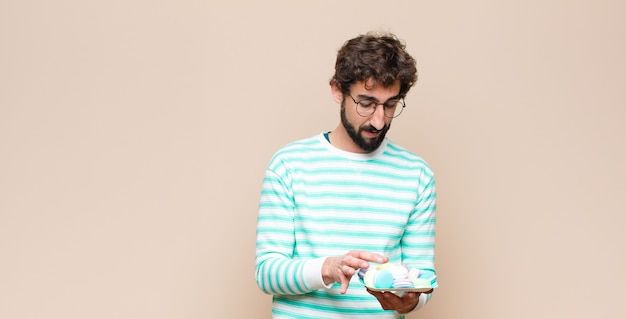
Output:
[1, 1, 625, 318]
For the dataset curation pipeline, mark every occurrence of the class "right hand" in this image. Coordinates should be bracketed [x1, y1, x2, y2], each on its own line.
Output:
[322, 250, 388, 294]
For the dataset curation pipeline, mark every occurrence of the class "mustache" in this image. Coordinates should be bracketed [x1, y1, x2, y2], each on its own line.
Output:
[363, 125, 383, 133]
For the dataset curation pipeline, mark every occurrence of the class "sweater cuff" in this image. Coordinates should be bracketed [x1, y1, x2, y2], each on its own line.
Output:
[413, 293, 428, 311]
[303, 257, 333, 290]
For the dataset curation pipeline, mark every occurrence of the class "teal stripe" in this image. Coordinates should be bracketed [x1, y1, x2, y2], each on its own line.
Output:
[293, 204, 413, 214]
[277, 262, 298, 294]
[290, 174, 422, 186]
[256, 228, 295, 235]
[296, 215, 407, 226]
[258, 202, 292, 210]
[297, 229, 403, 239]
[291, 260, 306, 293]
[256, 215, 292, 222]
[276, 297, 391, 315]
[264, 258, 281, 294]
[294, 242, 396, 251]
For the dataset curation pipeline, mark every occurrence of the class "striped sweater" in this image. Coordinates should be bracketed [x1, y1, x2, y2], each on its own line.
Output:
[255, 133, 437, 318]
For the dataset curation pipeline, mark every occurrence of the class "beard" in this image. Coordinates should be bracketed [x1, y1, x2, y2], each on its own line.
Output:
[340, 102, 391, 153]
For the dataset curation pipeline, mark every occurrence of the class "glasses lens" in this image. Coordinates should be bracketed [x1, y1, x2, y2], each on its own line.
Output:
[355, 101, 375, 117]
[387, 100, 405, 118]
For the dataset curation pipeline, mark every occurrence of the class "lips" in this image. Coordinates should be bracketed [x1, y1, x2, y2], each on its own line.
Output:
[362, 129, 381, 138]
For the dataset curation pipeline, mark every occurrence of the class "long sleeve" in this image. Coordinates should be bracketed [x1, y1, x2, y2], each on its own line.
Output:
[255, 167, 316, 295]
[402, 174, 437, 309]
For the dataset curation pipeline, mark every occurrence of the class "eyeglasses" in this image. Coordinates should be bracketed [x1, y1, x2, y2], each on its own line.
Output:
[348, 95, 405, 118]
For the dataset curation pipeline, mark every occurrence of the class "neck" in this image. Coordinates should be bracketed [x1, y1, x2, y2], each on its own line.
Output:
[329, 124, 370, 154]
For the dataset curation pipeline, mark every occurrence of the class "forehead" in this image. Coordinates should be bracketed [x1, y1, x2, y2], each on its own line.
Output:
[351, 79, 401, 99]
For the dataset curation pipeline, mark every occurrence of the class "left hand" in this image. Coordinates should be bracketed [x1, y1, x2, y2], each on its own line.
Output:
[366, 288, 433, 314]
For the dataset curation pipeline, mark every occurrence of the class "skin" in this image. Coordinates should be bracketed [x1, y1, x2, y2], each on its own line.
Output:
[328, 79, 398, 153]
[322, 79, 432, 313]
[322, 250, 388, 294]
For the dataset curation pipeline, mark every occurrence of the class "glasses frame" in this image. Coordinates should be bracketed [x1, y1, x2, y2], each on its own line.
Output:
[348, 94, 406, 118]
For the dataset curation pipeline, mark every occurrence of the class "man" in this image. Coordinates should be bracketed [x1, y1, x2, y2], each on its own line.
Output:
[255, 31, 437, 318]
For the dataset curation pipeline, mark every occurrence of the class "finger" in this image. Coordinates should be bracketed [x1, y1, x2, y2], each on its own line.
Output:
[377, 292, 396, 310]
[339, 273, 350, 294]
[402, 292, 419, 303]
[341, 264, 356, 276]
[339, 255, 369, 270]
[368, 289, 418, 312]
[338, 265, 357, 294]
[396, 292, 420, 314]
[366, 288, 384, 299]
[348, 250, 388, 265]
[382, 291, 407, 310]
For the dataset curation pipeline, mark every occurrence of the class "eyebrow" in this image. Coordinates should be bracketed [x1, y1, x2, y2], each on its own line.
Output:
[355, 93, 403, 102]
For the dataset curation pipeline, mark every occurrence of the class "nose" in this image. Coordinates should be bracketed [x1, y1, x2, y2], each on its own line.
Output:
[369, 105, 386, 130]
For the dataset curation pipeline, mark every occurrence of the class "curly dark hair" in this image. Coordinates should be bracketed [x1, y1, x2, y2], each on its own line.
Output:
[331, 32, 417, 97]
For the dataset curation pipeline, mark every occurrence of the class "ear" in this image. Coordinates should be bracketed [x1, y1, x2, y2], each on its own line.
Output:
[330, 79, 343, 103]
